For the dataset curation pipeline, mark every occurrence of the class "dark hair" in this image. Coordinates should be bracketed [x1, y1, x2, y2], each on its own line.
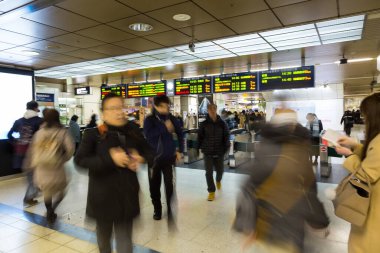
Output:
[153, 95, 170, 107]
[44, 109, 62, 128]
[71, 115, 79, 122]
[101, 93, 123, 111]
[360, 93, 380, 159]
[26, 101, 39, 110]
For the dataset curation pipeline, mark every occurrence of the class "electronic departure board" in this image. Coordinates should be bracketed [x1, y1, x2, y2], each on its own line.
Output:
[174, 77, 212, 95]
[213, 72, 257, 93]
[259, 66, 315, 91]
[101, 84, 126, 100]
[127, 81, 167, 98]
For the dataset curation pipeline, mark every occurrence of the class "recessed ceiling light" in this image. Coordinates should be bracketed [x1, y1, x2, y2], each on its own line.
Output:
[173, 14, 191, 21]
[129, 23, 153, 32]
[21, 50, 39, 56]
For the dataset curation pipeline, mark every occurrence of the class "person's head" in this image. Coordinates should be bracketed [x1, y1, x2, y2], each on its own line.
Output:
[101, 93, 126, 127]
[306, 113, 315, 122]
[360, 93, 380, 159]
[90, 114, 97, 122]
[71, 115, 79, 122]
[153, 95, 170, 115]
[207, 104, 217, 119]
[242, 110, 246, 114]
[26, 101, 39, 112]
[44, 109, 61, 128]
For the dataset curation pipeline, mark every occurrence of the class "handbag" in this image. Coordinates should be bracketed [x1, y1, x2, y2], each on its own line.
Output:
[333, 166, 371, 227]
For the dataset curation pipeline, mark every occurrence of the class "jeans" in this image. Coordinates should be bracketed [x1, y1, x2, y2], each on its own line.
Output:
[149, 159, 176, 213]
[24, 171, 38, 202]
[204, 155, 224, 193]
[96, 219, 133, 253]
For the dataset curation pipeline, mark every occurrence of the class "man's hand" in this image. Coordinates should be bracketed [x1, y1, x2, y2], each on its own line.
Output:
[175, 151, 183, 164]
[165, 120, 175, 133]
[109, 147, 130, 168]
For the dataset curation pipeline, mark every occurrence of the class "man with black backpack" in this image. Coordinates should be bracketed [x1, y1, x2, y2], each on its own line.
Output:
[143, 95, 184, 221]
[8, 101, 43, 206]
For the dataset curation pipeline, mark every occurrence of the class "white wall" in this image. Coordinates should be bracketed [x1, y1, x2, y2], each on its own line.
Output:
[75, 87, 101, 125]
[264, 83, 344, 130]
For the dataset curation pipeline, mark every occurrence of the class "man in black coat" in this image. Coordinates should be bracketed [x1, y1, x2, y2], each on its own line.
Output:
[74, 93, 152, 253]
[198, 104, 230, 201]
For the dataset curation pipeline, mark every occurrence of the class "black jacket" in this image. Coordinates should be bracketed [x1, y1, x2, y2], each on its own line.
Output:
[198, 115, 230, 156]
[74, 122, 152, 222]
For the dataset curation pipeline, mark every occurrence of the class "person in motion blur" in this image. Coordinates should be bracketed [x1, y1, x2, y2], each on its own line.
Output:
[341, 110, 354, 136]
[235, 108, 329, 253]
[143, 95, 184, 221]
[335, 93, 380, 253]
[86, 114, 97, 128]
[198, 104, 230, 201]
[8, 101, 43, 207]
[68, 115, 80, 154]
[27, 109, 74, 222]
[306, 113, 324, 165]
[75, 93, 152, 253]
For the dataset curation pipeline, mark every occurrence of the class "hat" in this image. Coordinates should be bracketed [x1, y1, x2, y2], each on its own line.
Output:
[26, 101, 40, 111]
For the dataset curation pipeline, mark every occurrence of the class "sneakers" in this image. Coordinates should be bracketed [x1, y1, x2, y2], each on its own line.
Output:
[216, 181, 222, 190]
[207, 192, 215, 201]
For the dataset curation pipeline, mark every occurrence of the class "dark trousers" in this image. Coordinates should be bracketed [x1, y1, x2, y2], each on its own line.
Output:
[96, 219, 133, 253]
[204, 155, 224, 193]
[149, 159, 175, 212]
[344, 126, 352, 136]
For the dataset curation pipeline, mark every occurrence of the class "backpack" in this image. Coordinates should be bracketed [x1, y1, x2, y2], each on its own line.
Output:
[30, 129, 66, 167]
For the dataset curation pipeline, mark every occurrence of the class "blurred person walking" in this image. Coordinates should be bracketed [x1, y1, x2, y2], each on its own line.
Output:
[335, 93, 380, 253]
[341, 110, 354, 136]
[86, 114, 97, 128]
[27, 109, 74, 222]
[198, 104, 230, 201]
[8, 101, 43, 206]
[75, 93, 152, 253]
[306, 113, 324, 165]
[143, 95, 184, 221]
[234, 109, 329, 253]
[68, 115, 80, 154]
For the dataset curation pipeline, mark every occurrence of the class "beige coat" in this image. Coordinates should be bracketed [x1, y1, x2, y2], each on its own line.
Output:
[28, 127, 74, 197]
[343, 134, 380, 253]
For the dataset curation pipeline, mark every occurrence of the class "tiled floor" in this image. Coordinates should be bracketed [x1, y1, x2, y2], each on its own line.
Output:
[0, 160, 350, 253]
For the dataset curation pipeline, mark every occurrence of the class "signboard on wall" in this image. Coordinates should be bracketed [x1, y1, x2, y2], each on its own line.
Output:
[213, 72, 257, 93]
[36, 93, 54, 103]
[174, 77, 212, 95]
[101, 84, 126, 100]
[127, 81, 167, 98]
[75, 86, 91, 95]
[259, 66, 315, 91]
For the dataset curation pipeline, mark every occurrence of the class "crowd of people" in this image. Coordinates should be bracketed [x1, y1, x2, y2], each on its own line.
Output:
[6, 92, 380, 253]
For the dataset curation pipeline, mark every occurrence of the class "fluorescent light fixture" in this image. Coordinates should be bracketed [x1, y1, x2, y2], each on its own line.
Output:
[322, 35, 362, 45]
[81, 65, 107, 70]
[236, 48, 275, 56]
[316, 15, 365, 28]
[142, 48, 178, 55]
[202, 53, 235, 60]
[275, 41, 320, 51]
[113, 53, 144, 60]
[271, 36, 320, 48]
[219, 38, 269, 49]
[321, 29, 362, 42]
[213, 34, 260, 44]
[20, 50, 39, 56]
[231, 45, 273, 53]
[194, 50, 233, 58]
[317, 21, 364, 34]
[129, 23, 153, 32]
[139, 60, 167, 66]
[250, 68, 268, 72]
[333, 58, 374, 64]
[263, 29, 318, 43]
[185, 45, 224, 54]
[260, 24, 315, 37]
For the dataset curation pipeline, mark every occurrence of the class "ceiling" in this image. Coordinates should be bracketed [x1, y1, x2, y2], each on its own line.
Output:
[0, 0, 379, 96]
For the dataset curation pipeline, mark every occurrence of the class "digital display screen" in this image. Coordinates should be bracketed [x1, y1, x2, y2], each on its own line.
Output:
[101, 84, 126, 100]
[259, 66, 315, 91]
[174, 77, 212, 95]
[127, 81, 167, 98]
[213, 72, 257, 93]
[75, 86, 91, 95]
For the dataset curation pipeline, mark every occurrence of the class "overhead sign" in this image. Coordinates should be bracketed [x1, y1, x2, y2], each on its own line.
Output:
[213, 72, 257, 93]
[36, 93, 54, 102]
[101, 84, 126, 100]
[127, 81, 167, 98]
[259, 66, 315, 91]
[174, 77, 212, 95]
[74, 86, 91, 95]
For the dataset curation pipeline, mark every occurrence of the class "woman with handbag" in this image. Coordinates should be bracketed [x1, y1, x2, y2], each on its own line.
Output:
[335, 92, 380, 253]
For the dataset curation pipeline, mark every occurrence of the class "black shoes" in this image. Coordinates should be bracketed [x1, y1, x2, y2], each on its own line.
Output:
[153, 210, 162, 220]
[46, 211, 57, 223]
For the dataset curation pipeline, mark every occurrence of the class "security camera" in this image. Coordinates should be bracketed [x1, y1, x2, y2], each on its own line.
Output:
[189, 41, 195, 52]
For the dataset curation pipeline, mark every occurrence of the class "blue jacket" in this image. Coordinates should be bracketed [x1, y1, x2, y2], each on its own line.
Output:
[143, 110, 184, 162]
[68, 120, 81, 143]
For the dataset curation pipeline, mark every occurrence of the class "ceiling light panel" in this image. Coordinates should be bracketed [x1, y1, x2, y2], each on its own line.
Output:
[316, 15, 365, 28]
[194, 50, 236, 59]
[213, 33, 260, 44]
[203, 53, 236, 61]
[217, 38, 269, 49]
[275, 41, 320, 51]
[139, 60, 167, 66]
[149, 51, 190, 59]
[321, 29, 362, 42]
[317, 21, 364, 35]
[142, 48, 178, 55]
[260, 24, 315, 37]
[236, 48, 275, 56]
[263, 29, 318, 43]
[271, 36, 320, 48]
[181, 45, 225, 54]
[126, 56, 158, 63]
[113, 53, 144, 60]
[229, 44, 273, 53]
[322, 35, 362, 45]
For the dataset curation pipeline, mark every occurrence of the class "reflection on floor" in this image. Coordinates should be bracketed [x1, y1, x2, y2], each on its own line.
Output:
[0, 160, 350, 253]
